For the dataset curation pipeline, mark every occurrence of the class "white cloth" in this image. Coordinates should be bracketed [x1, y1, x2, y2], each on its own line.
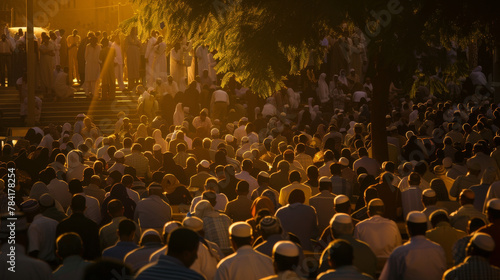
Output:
[0, 244, 53, 280]
[153, 129, 168, 153]
[379, 236, 446, 280]
[317, 73, 330, 103]
[173, 103, 185, 126]
[145, 36, 157, 87]
[214, 245, 274, 280]
[124, 244, 163, 272]
[398, 176, 429, 193]
[134, 195, 172, 230]
[47, 178, 72, 210]
[196, 45, 209, 77]
[27, 214, 58, 262]
[354, 215, 402, 258]
[235, 171, 259, 199]
[153, 42, 167, 79]
[234, 125, 247, 143]
[66, 150, 88, 181]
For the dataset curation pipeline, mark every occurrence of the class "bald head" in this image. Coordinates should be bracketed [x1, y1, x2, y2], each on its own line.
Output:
[460, 189, 475, 206]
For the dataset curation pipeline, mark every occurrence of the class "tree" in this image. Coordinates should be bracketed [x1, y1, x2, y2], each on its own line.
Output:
[123, 0, 500, 162]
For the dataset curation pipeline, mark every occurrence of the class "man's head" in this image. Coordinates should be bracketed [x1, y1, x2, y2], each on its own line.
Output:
[408, 172, 421, 186]
[459, 189, 475, 206]
[328, 239, 354, 269]
[257, 171, 270, 187]
[288, 171, 301, 183]
[259, 216, 282, 240]
[406, 211, 428, 237]
[485, 198, 500, 222]
[107, 199, 124, 218]
[70, 194, 86, 213]
[330, 163, 342, 176]
[422, 189, 437, 207]
[288, 189, 305, 204]
[319, 177, 332, 192]
[272, 241, 300, 273]
[56, 232, 83, 260]
[229, 222, 253, 250]
[334, 195, 351, 214]
[466, 232, 496, 259]
[367, 198, 385, 217]
[429, 209, 450, 228]
[330, 213, 354, 239]
[117, 219, 136, 242]
[236, 181, 250, 196]
[167, 228, 200, 267]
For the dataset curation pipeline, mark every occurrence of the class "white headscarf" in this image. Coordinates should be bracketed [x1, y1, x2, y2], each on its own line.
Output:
[67, 150, 83, 169]
[153, 129, 167, 153]
[173, 103, 185, 126]
[317, 73, 330, 103]
[288, 88, 300, 109]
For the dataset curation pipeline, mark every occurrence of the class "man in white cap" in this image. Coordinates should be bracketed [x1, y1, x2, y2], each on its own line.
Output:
[317, 239, 373, 280]
[318, 213, 377, 277]
[444, 232, 500, 279]
[426, 210, 467, 267]
[136, 228, 205, 280]
[124, 229, 163, 272]
[380, 211, 446, 280]
[134, 183, 172, 232]
[450, 189, 487, 232]
[310, 176, 337, 233]
[214, 222, 274, 280]
[478, 198, 500, 267]
[189, 160, 216, 195]
[421, 189, 443, 221]
[108, 150, 127, 175]
[236, 136, 252, 159]
[354, 199, 402, 259]
[182, 216, 220, 280]
[262, 241, 305, 280]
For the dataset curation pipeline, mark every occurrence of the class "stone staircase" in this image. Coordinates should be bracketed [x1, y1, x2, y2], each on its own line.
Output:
[0, 87, 140, 136]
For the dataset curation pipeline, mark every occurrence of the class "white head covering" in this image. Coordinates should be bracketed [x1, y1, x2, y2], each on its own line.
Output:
[173, 103, 185, 126]
[67, 150, 83, 169]
[317, 73, 330, 103]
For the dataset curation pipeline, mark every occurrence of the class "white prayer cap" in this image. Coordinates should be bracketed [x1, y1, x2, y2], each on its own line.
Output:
[330, 213, 352, 225]
[486, 198, 500, 211]
[423, 189, 436, 198]
[241, 136, 249, 143]
[39, 193, 55, 207]
[199, 160, 210, 169]
[229, 222, 252, 238]
[76, 113, 86, 118]
[406, 131, 415, 139]
[163, 221, 181, 235]
[258, 171, 270, 178]
[225, 134, 234, 142]
[334, 195, 349, 205]
[368, 198, 384, 207]
[211, 128, 219, 136]
[240, 117, 248, 122]
[114, 151, 124, 159]
[338, 157, 349, 166]
[319, 176, 331, 183]
[153, 144, 161, 151]
[406, 211, 427, 223]
[273, 241, 299, 258]
[470, 232, 495, 252]
[142, 229, 161, 239]
[182, 216, 204, 232]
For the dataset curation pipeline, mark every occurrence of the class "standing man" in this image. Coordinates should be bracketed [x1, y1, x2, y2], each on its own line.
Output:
[144, 30, 158, 87]
[211, 88, 230, 122]
[0, 33, 13, 87]
[111, 35, 126, 91]
[67, 29, 80, 83]
[380, 211, 446, 280]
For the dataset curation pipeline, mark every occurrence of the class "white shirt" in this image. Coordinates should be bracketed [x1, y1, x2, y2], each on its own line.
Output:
[97, 145, 111, 162]
[398, 176, 429, 193]
[318, 161, 334, 178]
[213, 90, 229, 103]
[66, 193, 101, 224]
[354, 215, 402, 258]
[47, 178, 72, 210]
[134, 195, 172, 230]
[352, 91, 368, 103]
[0, 244, 53, 280]
[27, 214, 59, 262]
[111, 42, 123, 65]
[124, 243, 164, 272]
[379, 236, 446, 280]
[235, 171, 259, 199]
[214, 245, 274, 280]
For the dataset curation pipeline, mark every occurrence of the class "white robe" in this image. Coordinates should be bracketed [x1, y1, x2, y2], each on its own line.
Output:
[317, 73, 330, 103]
[196, 45, 209, 77]
[153, 42, 167, 79]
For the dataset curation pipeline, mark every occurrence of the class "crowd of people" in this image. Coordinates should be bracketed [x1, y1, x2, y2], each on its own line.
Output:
[1, 24, 500, 280]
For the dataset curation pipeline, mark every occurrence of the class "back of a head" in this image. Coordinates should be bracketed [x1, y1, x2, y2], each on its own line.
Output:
[289, 170, 301, 183]
[406, 211, 428, 237]
[328, 239, 354, 268]
[429, 209, 449, 228]
[56, 232, 83, 259]
[288, 189, 305, 204]
[273, 241, 300, 272]
[460, 189, 475, 206]
[118, 219, 136, 237]
[167, 227, 199, 256]
[107, 199, 124, 217]
[70, 194, 86, 212]
[68, 179, 83, 194]
[236, 180, 250, 195]
[121, 174, 134, 187]
[330, 163, 342, 176]
[408, 172, 421, 186]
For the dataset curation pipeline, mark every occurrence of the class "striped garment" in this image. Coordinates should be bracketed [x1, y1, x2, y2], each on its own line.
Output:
[136, 255, 205, 280]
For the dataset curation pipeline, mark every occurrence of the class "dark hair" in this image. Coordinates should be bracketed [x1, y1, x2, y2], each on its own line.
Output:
[288, 189, 305, 204]
[83, 259, 132, 280]
[118, 219, 136, 237]
[70, 195, 86, 212]
[56, 232, 83, 259]
[68, 179, 83, 194]
[328, 239, 353, 267]
[289, 171, 301, 183]
[167, 228, 199, 255]
[407, 221, 427, 236]
[274, 253, 299, 272]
